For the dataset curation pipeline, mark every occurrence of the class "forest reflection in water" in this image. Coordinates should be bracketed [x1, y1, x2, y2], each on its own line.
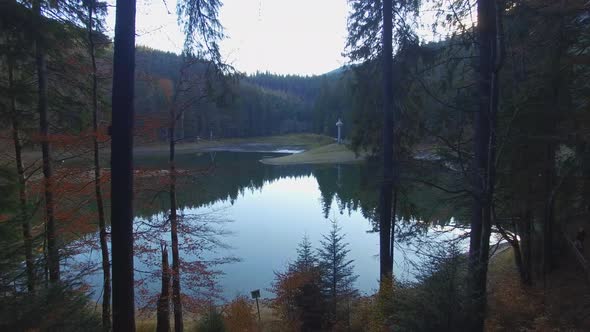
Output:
[76, 151, 470, 302]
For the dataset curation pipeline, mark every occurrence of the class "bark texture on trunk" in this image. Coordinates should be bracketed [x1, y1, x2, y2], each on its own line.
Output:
[110, 0, 137, 330]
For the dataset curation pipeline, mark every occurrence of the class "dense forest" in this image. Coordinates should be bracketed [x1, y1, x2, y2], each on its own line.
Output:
[134, 49, 331, 140]
[1, 0, 590, 331]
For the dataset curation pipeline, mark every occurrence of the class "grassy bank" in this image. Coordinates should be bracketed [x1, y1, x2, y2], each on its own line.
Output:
[15, 133, 335, 163]
[260, 143, 367, 165]
[134, 133, 335, 155]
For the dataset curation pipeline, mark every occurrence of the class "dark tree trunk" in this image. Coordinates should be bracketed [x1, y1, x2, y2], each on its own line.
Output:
[87, 3, 111, 330]
[8, 61, 35, 292]
[110, 0, 137, 330]
[521, 208, 533, 285]
[378, 0, 394, 283]
[542, 7, 566, 277]
[169, 108, 183, 332]
[33, 0, 59, 282]
[515, 205, 533, 285]
[469, 0, 501, 330]
[157, 243, 171, 332]
[517, 176, 534, 285]
[512, 237, 525, 278]
[543, 142, 556, 279]
[390, 189, 398, 268]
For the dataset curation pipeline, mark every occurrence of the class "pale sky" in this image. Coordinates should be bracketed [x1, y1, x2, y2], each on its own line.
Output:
[106, 0, 350, 75]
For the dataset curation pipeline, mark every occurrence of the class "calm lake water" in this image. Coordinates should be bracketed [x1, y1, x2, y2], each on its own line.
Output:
[72, 150, 468, 304]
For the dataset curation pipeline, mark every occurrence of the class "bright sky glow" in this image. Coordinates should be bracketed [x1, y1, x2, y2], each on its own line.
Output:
[106, 0, 350, 75]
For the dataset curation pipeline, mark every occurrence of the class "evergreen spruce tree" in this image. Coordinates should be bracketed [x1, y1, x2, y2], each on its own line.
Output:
[292, 234, 317, 272]
[272, 235, 328, 331]
[317, 220, 359, 326]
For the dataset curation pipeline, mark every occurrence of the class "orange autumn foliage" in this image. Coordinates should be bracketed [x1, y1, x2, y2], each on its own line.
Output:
[270, 269, 321, 332]
[223, 295, 258, 332]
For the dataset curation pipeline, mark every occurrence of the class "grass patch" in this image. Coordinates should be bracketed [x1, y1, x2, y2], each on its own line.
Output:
[260, 143, 367, 165]
[232, 133, 334, 149]
[133, 133, 335, 155]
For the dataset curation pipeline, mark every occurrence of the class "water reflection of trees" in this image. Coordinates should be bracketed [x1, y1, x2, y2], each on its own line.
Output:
[133, 152, 465, 234]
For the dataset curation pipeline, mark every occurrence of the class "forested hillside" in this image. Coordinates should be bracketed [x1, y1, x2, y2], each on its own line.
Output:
[132, 48, 352, 141]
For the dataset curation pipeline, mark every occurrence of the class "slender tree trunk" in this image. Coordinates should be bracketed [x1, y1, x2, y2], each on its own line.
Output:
[515, 173, 534, 285]
[169, 108, 183, 332]
[500, 216, 527, 284]
[8, 61, 35, 292]
[542, 3, 566, 277]
[390, 189, 397, 268]
[33, 0, 59, 282]
[87, 3, 111, 330]
[332, 245, 337, 320]
[542, 144, 555, 279]
[512, 237, 525, 278]
[157, 242, 171, 332]
[378, 0, 394, 283]
[469, 0, 502, 329]
[110, 0, 137, 330]
[521, 206, 533, 285]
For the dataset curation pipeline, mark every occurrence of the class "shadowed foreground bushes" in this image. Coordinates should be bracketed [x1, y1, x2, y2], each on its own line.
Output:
[0, 283, 101, 332]
[350, 246, 468, 332]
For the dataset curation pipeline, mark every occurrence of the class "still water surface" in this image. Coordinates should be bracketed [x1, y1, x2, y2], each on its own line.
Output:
[75, 151, 464, 302]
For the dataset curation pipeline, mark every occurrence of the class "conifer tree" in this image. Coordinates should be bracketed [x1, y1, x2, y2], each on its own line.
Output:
[317, 220, 358, 325]
[293, 234, 317, 272]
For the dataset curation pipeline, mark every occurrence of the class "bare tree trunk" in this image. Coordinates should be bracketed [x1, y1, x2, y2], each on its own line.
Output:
[87, 3, 111, 330]
[110, 0, 137, 330]
[33, 0, 59, 282]
[379, 0, 394, 283]
[157, 242, 171, 332]
[469, 0, 503, 329]
[8, 61, 35, 292]
[169, 108, 183, 332]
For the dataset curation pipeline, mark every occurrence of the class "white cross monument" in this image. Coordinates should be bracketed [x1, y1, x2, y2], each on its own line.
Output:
[336, 118, 343, 144]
